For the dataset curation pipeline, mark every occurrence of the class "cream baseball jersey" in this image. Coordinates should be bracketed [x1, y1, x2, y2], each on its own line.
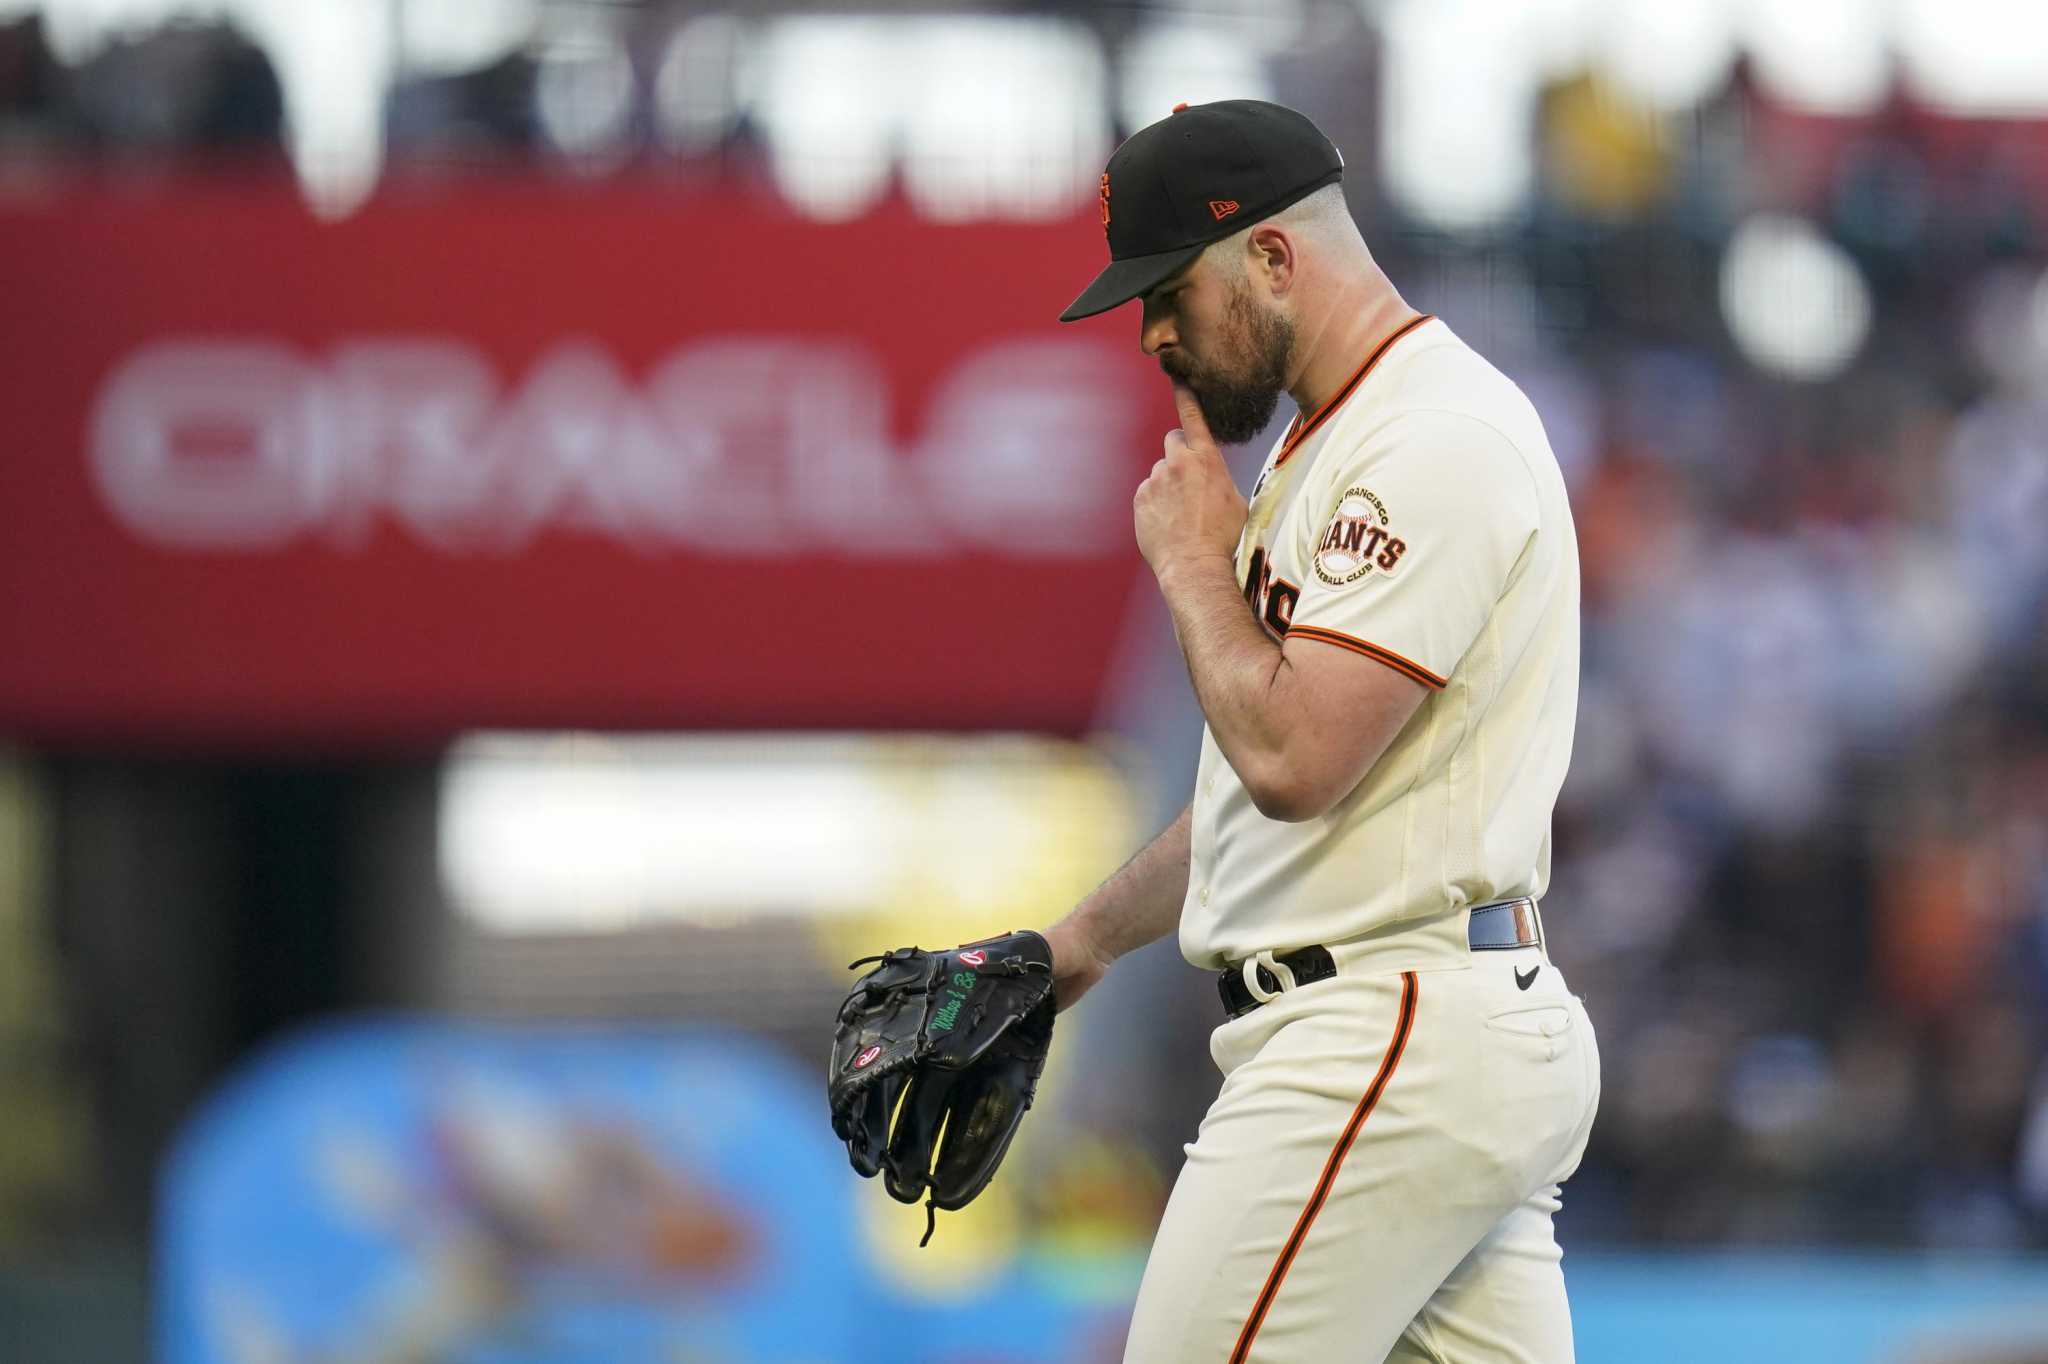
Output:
[1179, 315, 1581, 969]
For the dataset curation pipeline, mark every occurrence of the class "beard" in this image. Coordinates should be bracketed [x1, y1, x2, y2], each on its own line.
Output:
[1162, 279, 1294, 445]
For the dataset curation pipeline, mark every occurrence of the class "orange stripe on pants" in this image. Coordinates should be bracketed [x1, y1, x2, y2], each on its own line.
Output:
[1229, 970, 1419, 1363]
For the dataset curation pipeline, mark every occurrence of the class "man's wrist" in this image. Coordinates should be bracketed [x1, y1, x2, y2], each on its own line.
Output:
[1046, 913, 1116, 970]
[1152, 550, 1238, 596]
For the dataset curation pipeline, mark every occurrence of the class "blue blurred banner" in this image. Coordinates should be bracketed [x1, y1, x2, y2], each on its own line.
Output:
[155, 1020, 1118, 1364]
[1571, 1252, 2048, 1363]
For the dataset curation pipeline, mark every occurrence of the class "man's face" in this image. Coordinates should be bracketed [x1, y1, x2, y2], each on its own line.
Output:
[1141, 255, 1294, 445]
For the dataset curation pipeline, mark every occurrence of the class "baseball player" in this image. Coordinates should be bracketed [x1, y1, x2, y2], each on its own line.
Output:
[1044, 101, 1600, 1362]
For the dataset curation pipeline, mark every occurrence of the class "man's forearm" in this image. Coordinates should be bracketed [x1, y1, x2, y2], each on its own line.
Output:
[1156, 553, 1296, 788]
[1052, 803, 1191, 964]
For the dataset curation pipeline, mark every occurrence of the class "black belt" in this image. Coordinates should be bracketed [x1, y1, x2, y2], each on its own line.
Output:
[1217, 897, 1541, 1019]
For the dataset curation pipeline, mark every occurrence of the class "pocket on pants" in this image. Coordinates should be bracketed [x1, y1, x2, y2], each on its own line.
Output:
[1482, 1001, 1574, 1042]
[1476, 997, 1590, 1197]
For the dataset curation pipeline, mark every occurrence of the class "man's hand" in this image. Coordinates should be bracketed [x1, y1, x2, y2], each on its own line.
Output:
[1134, 384, 1249, 580]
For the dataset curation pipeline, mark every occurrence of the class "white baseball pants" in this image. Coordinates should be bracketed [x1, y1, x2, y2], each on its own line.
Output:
[1123, 916, 1601, 1362]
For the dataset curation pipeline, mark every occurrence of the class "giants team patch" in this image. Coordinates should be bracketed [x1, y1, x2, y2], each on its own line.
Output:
[1313, 486, 1407, 585]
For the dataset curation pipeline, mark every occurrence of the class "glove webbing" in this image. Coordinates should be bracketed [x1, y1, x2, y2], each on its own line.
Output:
[913, 949, 1048, 1249]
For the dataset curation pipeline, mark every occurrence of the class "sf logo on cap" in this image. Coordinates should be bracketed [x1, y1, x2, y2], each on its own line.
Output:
[1099, 173, 1111, 230]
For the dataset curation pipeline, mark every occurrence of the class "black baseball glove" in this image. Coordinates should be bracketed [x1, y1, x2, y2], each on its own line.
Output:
[827, 929, 1055, 1244]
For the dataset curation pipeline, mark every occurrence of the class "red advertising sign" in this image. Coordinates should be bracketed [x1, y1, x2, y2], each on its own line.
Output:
[0, 179, 1165, 743]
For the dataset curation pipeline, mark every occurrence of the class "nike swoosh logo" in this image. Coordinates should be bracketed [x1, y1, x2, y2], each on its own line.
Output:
[1515, 964, 1541, 991]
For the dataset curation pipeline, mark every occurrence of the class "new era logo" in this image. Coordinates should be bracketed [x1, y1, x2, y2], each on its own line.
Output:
[1209, 199, 1240, 221]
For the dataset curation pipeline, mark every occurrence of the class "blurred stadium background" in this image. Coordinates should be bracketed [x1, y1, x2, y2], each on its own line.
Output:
[3, 0, 2048, 1360]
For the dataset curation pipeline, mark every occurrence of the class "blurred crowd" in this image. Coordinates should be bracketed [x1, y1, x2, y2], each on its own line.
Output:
[6, 0, 2048, 1260]
[1538, 270, 2048, 1249]
[1411, 96, 2048, 1248]
[0, 13, 282, 165]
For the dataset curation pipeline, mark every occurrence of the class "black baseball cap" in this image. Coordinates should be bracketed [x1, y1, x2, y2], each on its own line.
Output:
[1058, 99, 1345, 323]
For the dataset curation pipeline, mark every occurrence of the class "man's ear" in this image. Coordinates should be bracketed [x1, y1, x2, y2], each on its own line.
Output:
[1247, 224, 1296, 297]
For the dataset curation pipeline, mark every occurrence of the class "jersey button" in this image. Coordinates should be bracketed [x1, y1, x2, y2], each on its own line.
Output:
[1199, 887, 1211, 906]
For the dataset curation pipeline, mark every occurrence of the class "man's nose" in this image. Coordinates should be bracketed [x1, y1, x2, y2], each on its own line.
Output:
[1141, 315, 1176, 357]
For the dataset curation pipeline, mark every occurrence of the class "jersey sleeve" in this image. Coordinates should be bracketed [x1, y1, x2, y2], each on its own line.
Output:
[1284, 409, 1539, 690]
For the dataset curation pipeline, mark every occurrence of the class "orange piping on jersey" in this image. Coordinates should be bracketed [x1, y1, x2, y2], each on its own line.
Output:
[1284, 624, 1448, 691]
[1272, 312, 1435, 469]
[1229, 970, 1419, 1364]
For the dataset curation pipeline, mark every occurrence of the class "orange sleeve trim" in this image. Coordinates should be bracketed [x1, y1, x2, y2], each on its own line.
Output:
[1272, 313, 1434, 468]
[1284, 625, 1448, 691]
[1230, 970, 1419, 1364]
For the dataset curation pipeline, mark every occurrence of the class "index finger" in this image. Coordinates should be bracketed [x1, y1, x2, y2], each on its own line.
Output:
[1171, 383, 1215, 449]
